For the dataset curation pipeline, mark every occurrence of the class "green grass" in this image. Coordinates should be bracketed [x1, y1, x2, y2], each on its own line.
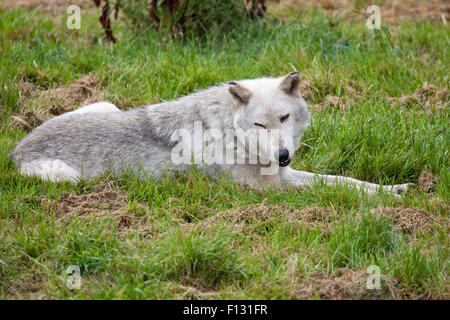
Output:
[0, 5, 448, 299]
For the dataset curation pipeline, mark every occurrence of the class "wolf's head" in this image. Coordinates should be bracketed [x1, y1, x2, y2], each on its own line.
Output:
[229, 72, 311, 167]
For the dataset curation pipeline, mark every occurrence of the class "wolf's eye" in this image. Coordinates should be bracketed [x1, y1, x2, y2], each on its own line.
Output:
[280, 114, 290, 123]
[254, 123, 266, 129]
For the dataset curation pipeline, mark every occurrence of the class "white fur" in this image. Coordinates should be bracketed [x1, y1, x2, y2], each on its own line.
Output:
[17, 102, 120, 182]
[280, 167, 410, 197]
[69, 102, 120, 114]
[20, 159, 80, 182]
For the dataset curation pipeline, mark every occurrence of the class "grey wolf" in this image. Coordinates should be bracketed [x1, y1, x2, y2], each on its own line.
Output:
[11, 72, 411, 195]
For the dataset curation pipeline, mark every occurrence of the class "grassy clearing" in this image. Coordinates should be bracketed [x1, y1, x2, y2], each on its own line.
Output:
[0, 2, 448, 299]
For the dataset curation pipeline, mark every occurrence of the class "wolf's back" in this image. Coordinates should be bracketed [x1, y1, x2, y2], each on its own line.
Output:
[11, 113, 129, 167]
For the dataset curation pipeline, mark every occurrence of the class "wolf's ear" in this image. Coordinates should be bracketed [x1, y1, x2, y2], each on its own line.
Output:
[228, 81, 252, 106]
[279, 72, 301, 97]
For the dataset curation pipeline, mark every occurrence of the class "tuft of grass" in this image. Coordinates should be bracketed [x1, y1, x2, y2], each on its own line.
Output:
[157, 232, 247, 288]
[325, 213, 402, 270]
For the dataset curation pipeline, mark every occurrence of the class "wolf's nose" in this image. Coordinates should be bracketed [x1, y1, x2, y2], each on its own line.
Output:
[277, 148, 290, 163]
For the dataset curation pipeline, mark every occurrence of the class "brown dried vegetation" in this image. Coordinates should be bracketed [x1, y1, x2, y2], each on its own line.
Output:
[273, 0, 450, 24]
[292, 268, 403, 299]
[41, 180, 153, 235]
[11, 74, 107, 131]
[190, 204, 338, 234]
[370, 207, 448, 235]
[417, 170, 439, 193]
[388, 83, 449, 111]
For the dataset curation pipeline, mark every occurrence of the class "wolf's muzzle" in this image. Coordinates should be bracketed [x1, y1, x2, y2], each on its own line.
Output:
[279, 159, 291, 167]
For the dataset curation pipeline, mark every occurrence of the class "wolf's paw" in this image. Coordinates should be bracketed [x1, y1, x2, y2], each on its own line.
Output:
[391, 183, 415, 195]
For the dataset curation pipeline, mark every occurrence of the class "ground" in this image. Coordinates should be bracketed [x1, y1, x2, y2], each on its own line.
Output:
[0, 0, 448, 299]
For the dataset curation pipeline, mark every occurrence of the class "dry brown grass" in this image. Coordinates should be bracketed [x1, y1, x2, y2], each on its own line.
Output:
[307, 80, 448, 113]
[12, 74, 107, 131]
[299, 79, 312, 100]
[388, 83, 449, 111]
[303, 78, 370, 111]
[40, 180, 154, 235]
[45, 180, 128, 215]
[378, 0, 450, 24]
[168, 202, 213, 223]
[171, 283, 221, 299]
[370, 206, 448, 235]
[417, 170, 439, 193]
[169, 260, 404, 299]
[1, 0, 94, 14]
[189, 204, 338, 234]
[291, 268, 403, 299]
[270, 0, 450, 24]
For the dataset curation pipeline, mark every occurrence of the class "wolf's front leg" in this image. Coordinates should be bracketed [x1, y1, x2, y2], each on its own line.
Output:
[280, 166, 410, 196]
